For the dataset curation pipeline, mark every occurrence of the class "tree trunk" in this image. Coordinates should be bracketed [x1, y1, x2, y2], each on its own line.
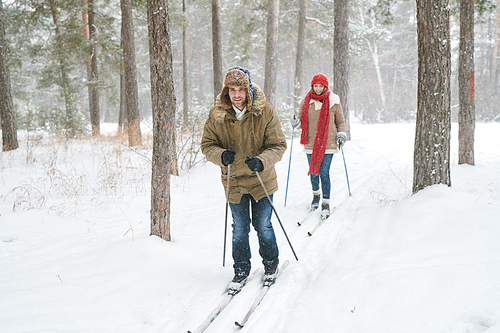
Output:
[264, 0, 279, 108]
[491, 0, 500, 83]
[147, 0, 176, 241]
[413, 0, 452, 193]
[0, 0, 18, 151]
[359, 8, 386, 119]
[195, 18, 203, 101]
[333, 0, 350, 138]
[294, 0, 307, 109]
[88, 0, 100, 136]
[458, 0, 475, 165]
[121, 0, 142, 146]
[182, 0, 189, 129]
[48, 0, 76, 137]
[118, 30, 126, 136]
[81, 3, 93, 126]
[118, 72, 126, 135]
[212, 0, 223, 100]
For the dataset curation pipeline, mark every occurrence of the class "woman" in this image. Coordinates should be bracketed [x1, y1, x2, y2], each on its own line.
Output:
[290, 73, 347, 219]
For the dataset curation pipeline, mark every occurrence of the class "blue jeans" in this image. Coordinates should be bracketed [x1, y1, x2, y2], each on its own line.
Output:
[307, 154, 333, 199]
[229, 194, 279, 276]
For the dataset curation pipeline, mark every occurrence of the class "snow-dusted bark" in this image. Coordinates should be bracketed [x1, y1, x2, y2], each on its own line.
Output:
[413, 0, 452, 193]
[148, 0, 176, 241]
[0, 0, 18, 151]
[333, 0, 350, 138]
[458, 0, 475, 165]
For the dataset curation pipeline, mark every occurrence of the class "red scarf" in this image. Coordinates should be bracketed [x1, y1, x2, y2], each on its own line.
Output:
[300, 89, 331, 176]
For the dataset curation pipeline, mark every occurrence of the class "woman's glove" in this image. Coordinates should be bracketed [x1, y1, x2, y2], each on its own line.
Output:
[290, 114, 300, 127]
[337, 133, 347, 148]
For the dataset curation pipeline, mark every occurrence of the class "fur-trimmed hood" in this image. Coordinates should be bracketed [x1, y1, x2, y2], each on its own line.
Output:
[212, 83, 267, 123]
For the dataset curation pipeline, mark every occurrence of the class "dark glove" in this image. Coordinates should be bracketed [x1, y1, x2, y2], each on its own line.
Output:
[337, 133, 347, 148]
[221, 146, 236, 166]
[290, 114, 300, 127]
[245, 155, 264, 172]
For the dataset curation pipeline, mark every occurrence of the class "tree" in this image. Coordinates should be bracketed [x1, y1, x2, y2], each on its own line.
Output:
[0, 0, 18, 151]
[121, 0, 142, 146]
[182, 0, 188, 129]
[413, 0, 451, 193]
[211, 0, 223, 100]
[118, 30, 126, 135]
[357, 6, 387, 119]
[88, 0, 100, 136]
[264, 0, 279, 108]
[148, 0, 176, 241]
[333, 0, 350, 138]
[48, 0, 78, 137]
[491, 0, 500, 84]
[458, 0, 475, 165]
[294, 0, 308, 109]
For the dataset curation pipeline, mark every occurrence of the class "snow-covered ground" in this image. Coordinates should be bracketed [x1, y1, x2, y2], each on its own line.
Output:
[1, 119, 499, 333]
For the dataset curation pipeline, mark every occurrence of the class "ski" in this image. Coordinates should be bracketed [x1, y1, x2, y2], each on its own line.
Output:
[307, 208, 335, 236]
[297, 209, 316, 226]
[234, 260, 290, 329]
[307, 216, 328, 236]
[188, 269, 260, 333]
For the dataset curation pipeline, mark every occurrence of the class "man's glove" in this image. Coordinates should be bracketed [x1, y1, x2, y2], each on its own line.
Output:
[290, 114, 300, 127]
[245, 155, 264, 172]
[221, 146, 236, 166]
[337, 133, 347, 148]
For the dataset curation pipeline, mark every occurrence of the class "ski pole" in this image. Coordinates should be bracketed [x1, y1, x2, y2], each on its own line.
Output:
[249, 162, 298, 261]
[223, 146, 235, 267]
[341, 147, 351, 196]
[284, 126, 294, 207]
[223, 163, 230, 267]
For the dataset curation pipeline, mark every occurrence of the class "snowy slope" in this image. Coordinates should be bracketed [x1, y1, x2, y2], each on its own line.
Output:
[1, 120, 499, 333]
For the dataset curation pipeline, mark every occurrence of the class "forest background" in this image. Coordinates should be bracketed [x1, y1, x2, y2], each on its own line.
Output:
[2, 0, 499, 143]
[2, 2, 500, 329]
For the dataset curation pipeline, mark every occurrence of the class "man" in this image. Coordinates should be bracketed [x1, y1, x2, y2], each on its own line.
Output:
[201, 67, 287, 294]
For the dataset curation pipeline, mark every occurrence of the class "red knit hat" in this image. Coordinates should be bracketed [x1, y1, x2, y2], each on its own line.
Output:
[311, 73, 329, 88]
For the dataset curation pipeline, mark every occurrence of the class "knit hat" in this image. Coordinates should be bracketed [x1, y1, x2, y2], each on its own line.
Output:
[218, 66, 254, 110]
[311, 73, 329, 88]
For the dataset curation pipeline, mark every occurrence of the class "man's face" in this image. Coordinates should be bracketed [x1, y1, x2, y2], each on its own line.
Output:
[228, 86, 247, 111]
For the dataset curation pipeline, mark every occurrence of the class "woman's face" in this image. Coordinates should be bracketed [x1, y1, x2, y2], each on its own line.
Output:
[313, 84, 325, 95]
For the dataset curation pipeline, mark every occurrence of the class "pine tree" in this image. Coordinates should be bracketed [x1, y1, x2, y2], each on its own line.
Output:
[121, 0, 142, 146]
[0, 0, 18, 151]
[458, 0, 475, 165]
[264, 0, 279, 108]
[88, 0, 100, 136]
[294, 0, 307, 109]
[148, 0, 176, 241]
[333, 0, 350, 138]
[413, 0, 452, 193]
[212, 0, 223, 100]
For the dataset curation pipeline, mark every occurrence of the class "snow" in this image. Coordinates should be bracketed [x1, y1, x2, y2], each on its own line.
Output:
[1, 119, 500, 333]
